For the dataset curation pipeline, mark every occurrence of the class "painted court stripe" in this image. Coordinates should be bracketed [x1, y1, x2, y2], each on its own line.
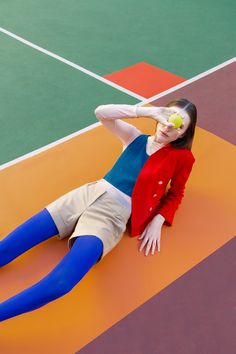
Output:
[0, 26, 235, 170]
[0, 122, 101, 171]
[0, 26, 145, 101]
[141, 57, 236, 105]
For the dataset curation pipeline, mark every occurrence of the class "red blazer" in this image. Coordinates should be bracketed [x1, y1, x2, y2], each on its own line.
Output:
[130, 144, 195, 237]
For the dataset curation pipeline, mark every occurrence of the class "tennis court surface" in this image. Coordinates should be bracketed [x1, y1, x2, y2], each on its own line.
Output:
[0, 1, 235, 353]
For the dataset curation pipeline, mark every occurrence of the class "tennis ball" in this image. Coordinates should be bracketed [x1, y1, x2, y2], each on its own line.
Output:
[168, 113, 183, 129]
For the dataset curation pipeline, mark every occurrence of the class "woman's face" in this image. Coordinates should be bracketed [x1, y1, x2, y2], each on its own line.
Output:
[154, 106, 191, 144]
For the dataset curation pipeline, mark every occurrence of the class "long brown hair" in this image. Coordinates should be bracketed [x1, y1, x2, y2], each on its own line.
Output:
[156, 98, 197, 150]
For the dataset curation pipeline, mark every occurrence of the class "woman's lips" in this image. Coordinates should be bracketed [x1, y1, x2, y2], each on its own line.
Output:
[160, 131, 169, 137]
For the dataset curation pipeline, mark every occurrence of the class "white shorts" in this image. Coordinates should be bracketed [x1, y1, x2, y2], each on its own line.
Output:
[45, 180, 131, 262]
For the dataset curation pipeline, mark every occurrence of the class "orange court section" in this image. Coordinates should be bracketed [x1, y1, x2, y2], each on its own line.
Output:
[0, 111, 235, 353]
[104, 62, 186, 97]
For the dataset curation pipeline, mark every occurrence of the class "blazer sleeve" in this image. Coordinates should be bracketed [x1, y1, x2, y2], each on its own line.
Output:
[157, 151, 195, 226]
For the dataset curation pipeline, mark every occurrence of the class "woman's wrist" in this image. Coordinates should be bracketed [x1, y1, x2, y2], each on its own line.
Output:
[154, 213, 165, 224]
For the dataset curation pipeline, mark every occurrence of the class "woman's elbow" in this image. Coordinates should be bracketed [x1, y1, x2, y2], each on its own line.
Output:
[94, 106, 104, 119]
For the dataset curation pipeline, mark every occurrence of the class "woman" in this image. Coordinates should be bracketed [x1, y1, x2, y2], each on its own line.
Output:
[0, 98, 197, 322]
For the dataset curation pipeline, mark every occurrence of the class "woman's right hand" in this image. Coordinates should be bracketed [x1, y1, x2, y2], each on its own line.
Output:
[150, 107, 177, 127]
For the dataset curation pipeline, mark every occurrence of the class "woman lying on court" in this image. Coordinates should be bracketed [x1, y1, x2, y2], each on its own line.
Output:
[0, 98, 197, 322]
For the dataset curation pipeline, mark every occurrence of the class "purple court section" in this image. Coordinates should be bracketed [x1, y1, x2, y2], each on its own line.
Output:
[77, 237, 236, 354]
[151, 62, 236, 145]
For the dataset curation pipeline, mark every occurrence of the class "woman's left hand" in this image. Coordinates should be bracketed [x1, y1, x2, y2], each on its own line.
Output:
[138, 214, 165, 256]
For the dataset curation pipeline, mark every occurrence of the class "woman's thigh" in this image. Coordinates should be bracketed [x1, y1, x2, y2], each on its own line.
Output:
[68, 192, 131, 262]
[45, 181, 107, 241]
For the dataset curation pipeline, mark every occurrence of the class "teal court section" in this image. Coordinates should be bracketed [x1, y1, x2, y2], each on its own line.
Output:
[0, 0, 235, 165]
[0, 34, 137, 165]
[0, 0, 235, 76]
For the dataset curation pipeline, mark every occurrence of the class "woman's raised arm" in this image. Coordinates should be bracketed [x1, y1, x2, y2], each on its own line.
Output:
[94, 103, 176, 147]
[94, 104, 142, 147]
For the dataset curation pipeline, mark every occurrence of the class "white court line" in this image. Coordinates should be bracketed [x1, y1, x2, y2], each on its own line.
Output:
[0, 26, 235, 171]
[0, 27, 145, 101]
[140, 57, 236, 105]
[0, 123, 102, 171]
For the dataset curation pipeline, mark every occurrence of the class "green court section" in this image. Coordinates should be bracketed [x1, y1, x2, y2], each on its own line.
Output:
[0, 0, 235, 78]
[0, 34, 137, 165]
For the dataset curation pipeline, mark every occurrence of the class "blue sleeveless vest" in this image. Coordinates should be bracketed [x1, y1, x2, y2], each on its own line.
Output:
[103, 134, 150, 197]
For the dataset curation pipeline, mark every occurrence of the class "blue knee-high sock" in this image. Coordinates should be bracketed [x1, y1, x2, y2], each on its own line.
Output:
[0, 208, 59, 267]
[0, 235, 103, 322]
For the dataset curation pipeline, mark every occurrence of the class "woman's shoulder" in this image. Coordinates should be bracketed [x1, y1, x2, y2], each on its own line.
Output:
[170, 146, 196, 164]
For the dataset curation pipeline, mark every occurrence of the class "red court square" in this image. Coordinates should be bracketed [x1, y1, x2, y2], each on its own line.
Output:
[104, 62, 186, 98]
